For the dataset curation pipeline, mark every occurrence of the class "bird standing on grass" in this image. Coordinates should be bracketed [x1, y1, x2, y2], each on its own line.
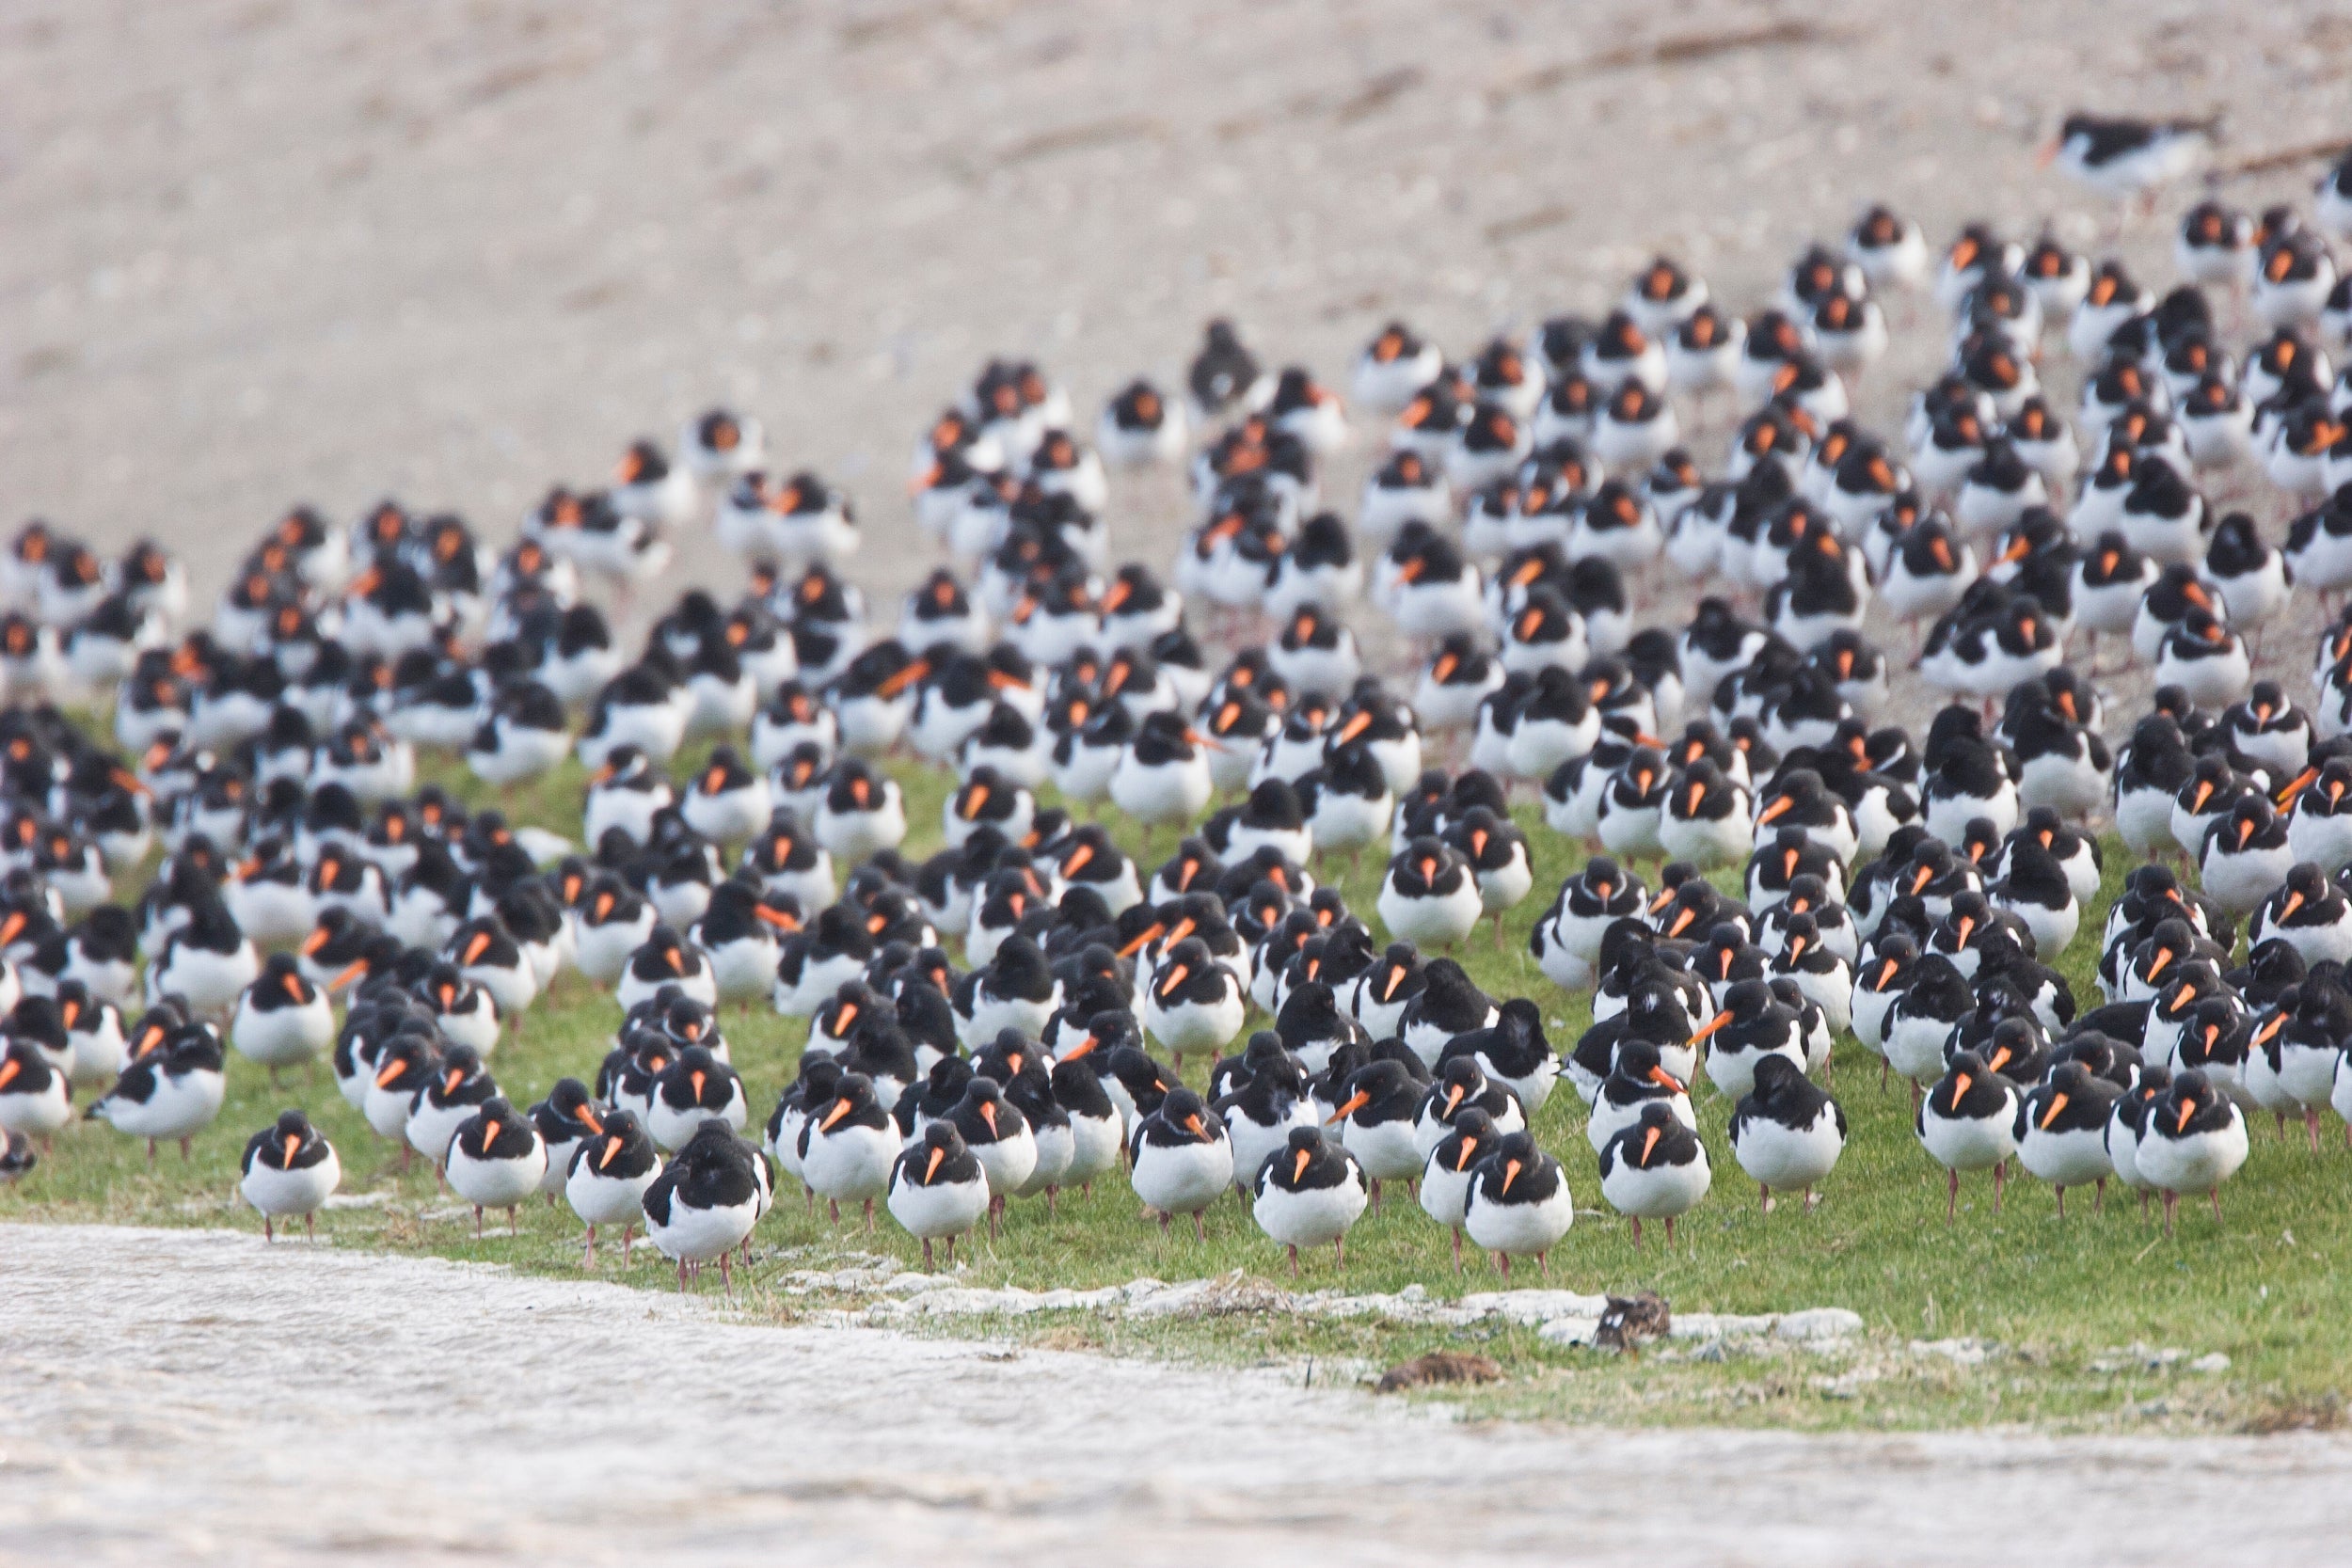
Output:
[239, 1109, 340, 1242]
[644, 1121, 761, 1296]
[1918, 1052, 2021, 1221]
[1598, 1104, 1710, 1245]
[1464, 1131, 1575, 1276]
[1253, 1125, 1368, 1276]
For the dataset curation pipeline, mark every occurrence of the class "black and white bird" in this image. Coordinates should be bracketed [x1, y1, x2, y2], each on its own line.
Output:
[2043, 114, 2216, 202]
[238, 1109, 341, 1242]
[1729, 1054, 1848, 1212]
[887, 1121, 993, 1269]
[2134, 1069, 2249, 1235]
[1133, 934, 1243, 1071]
[798, 1070, 898, 1227]
[1917, 1051, 2022, 1221]
[2017, 1061, 2122, 1217]
[229, 955, 334, 1079]
[529, 1077, 607, 1199]
[947, 1076, 1037, 1239]
[1463, 1130, 1575, 1276]
[649, 1046, 749, 1153]
[1414, 1053, 1526, 1159]
[1692, 978, 1807, 1101]
[1376, 837, 1484, 949]
[643, 1120, 762, 1294]
[564, 1110, 660, 1267]
[1324, 1057, 1428, 1207]
[1419, 1108, 1498, 1272]
[1597, 1103, 1711, 1245]
[405, 1046, 498, 1171]
[1252, 1124, 1368, 1275]
[445, 1096, 548, 1239]
[1129, 1085, 1232, 1240]
[85, 1026, 226, 1162]
[145, 899, 261, 1017]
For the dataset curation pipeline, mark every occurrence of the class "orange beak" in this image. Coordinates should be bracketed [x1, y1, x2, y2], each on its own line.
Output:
[876, 659, 930, 700]
[1688, 1011, 1732, 1048]
[1327, 1089, 1370, 1124]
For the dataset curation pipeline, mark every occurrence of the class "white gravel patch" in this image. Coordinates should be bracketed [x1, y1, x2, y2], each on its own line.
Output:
[779, 1258, 1866, 1346]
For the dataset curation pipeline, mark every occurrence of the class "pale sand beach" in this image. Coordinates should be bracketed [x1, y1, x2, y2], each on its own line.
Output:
[6, 1225, 2351, 1566]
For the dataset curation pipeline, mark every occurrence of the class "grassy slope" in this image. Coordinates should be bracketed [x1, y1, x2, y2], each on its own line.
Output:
[6, 739, 2347, 1433]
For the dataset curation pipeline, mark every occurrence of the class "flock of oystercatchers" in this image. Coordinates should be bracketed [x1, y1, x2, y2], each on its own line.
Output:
[4, 120, 2352, 1290]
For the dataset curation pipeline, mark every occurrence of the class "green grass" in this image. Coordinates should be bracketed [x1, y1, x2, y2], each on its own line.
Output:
[7, 740, 2350, 1435]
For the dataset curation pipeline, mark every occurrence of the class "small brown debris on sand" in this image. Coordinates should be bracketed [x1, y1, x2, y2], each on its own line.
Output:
[1375, 1351, 1504, 1393]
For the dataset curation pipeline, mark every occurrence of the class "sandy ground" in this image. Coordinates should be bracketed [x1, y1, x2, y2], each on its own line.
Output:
[4, 1225, 2350, 1568]
[6, 1, 2350, 634]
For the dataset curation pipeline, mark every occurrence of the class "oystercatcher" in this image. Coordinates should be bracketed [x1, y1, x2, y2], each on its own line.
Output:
[1598, 1104, 1711, 1245]
[1252, 1124, 1368, 1275]
[238, 1109, 342, 1241]
[1917, 1051, 2022, 1220]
